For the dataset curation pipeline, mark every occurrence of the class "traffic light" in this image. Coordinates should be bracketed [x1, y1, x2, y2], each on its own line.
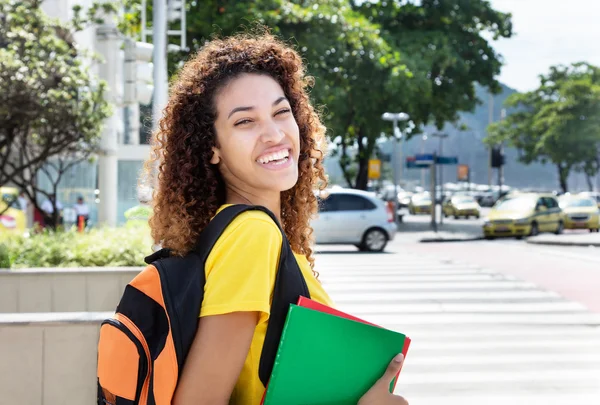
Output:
[491, 146, 505, 168]
[167, 0, 184, 23]
[123, 40, 154, 106]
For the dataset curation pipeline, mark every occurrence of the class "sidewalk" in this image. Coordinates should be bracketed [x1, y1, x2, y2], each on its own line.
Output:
[418, 231, 483, 243]
[527, 232, 600, 247]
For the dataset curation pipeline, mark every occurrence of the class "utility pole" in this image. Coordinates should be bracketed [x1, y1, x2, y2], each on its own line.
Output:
[432, 132, 448, 225]
[382, 112, 410, 223]
[488, 93, 494, 187]
[95, 7, 121, 227]
[152, 0, 169, 131]
[430, 153, 437, 232]
[498, 108, 506, 192]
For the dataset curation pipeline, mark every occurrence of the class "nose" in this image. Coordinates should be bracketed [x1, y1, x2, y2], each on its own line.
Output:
[259, 119, 285, 144]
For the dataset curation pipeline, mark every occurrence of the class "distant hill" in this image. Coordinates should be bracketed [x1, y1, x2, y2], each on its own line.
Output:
[324, 83, 599, 192]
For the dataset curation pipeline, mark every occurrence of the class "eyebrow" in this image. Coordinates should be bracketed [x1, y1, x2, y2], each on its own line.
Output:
[227, 96, 288, 119]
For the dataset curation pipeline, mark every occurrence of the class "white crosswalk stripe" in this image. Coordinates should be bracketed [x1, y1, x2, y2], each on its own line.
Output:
[314, 250, 600, 405]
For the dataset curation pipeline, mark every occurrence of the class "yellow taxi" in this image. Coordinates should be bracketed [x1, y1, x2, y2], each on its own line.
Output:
[408, 193, 432, 215]
[443, 195, 481, 219]
[483, 193, 563, 239]
[0, 187, 26, 237]
[558, 195, 600, 232]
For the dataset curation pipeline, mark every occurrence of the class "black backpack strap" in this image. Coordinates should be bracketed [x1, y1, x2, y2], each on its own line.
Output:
[143, 204, 310, 382]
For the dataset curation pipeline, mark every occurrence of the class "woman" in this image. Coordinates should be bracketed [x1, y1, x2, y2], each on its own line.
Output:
[144, 31, 408, 405]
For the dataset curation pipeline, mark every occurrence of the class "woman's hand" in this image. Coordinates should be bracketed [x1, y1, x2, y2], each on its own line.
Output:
[358, 354, 408, 405]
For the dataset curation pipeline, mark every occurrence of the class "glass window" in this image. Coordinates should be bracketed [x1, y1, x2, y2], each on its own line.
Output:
[543, 197, 558, 209]
[336, 194, 376, 211]
[318, 195, 339, 212]
[495, 197, 537, 211]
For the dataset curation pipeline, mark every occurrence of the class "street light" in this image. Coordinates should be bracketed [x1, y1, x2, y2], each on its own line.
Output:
[431, 132, 449, 225]
[381, 112, 410, 222]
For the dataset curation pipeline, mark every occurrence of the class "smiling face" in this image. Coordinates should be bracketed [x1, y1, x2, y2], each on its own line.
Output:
[211, 73, 301, 198]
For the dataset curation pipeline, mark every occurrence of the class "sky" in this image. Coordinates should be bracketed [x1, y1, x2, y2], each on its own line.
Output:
[488, 0, 600, 92]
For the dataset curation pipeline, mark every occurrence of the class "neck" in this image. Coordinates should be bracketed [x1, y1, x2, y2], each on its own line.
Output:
[225, 186, 281, 220]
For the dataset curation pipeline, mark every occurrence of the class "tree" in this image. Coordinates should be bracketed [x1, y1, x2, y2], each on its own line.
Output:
[347, 0, 513, 188]
[486, 63, 600, 193]
[127, 0, 512, 189]
[0, 0, 111, 224]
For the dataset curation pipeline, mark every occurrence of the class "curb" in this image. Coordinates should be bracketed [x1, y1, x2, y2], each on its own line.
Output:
[526, 239, 600, 247]
[419, 236, 485, 243]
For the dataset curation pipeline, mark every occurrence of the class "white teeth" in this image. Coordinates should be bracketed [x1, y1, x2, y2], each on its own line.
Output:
[257, 149, 290, 164]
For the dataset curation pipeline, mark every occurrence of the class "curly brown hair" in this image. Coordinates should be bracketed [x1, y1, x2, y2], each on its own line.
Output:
[143, 32, 328, 269]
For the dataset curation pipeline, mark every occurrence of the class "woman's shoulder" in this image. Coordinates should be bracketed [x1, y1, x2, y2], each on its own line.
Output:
[213, 204, 282, 243]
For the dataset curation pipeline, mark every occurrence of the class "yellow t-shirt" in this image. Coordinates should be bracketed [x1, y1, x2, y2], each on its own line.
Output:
[200, 205, 334, 405]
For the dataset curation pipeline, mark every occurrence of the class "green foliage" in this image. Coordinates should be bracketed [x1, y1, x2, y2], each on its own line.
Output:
[0, 0, 111, 226]
[120, 0, 512, 189]
[1, 224, 153, 268]
[487, 62, 600, 192]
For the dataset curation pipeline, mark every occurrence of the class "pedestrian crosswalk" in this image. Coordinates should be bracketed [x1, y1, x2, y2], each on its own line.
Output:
[314, 250, 600, 405]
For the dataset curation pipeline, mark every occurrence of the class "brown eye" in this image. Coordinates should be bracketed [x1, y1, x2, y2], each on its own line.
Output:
[275, 108, 291, 116]
[234, 119, 252, 126]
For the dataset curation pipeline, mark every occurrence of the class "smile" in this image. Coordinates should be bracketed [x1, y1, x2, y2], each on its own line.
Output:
[256, 148, 290, 165]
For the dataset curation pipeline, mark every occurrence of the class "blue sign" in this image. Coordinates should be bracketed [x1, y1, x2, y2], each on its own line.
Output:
[436, 156, 458, 165]
[415, 154, 435, 163]
[406, 161, 431, 169]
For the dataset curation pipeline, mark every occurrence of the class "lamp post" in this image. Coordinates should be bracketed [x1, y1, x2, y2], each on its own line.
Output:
[381, 112, 410, 223]
[431, 132, 449, 225]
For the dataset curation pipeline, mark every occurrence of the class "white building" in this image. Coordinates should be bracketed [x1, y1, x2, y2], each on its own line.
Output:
[39, 0, 152, 226]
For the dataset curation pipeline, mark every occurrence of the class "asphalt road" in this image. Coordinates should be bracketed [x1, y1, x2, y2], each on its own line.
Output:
[313, 239, 600, 404]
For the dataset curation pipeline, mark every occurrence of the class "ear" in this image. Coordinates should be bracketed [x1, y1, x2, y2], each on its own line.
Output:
[210, 147, 221, 165]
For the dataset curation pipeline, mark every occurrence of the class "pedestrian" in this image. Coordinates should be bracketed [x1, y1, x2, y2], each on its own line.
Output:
[142, 32, 408, 405]
[73, 196, 90, 229]
[17, 191, 28, 212]
[40, 197, 63, 228]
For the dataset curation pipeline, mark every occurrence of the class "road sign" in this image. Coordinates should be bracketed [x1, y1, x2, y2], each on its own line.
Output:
[368, 159, 381, 179]
[436, 156, 458, 165]
[415, 154, 435, 164]
[457, 164, 469, 181]
[406, 156, 431, 169]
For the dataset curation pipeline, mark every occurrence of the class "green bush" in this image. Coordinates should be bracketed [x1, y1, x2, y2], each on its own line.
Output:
[0, 224, 154, 268]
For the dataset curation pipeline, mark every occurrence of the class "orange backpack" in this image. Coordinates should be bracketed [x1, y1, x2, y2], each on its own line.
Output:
[97, 205, 310, 405]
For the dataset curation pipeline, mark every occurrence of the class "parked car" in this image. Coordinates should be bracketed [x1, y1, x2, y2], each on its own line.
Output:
[579, 192, 600, 209]
[408, 193, 432, 215]
[559, 195, 600, 232]
[483, 193, 563, 239]
[312, 188, 396, 252]
[443, 195, 481, 219]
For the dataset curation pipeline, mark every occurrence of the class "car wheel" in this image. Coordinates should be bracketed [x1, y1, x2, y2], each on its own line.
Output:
[555, 221, 564, 235]
[485, 236, 495, 240]
[530, 222, 539, 237]
[361, 228, 388, 252]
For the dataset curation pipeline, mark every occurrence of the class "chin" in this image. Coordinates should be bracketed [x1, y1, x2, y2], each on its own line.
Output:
[267, 174, 299, 193]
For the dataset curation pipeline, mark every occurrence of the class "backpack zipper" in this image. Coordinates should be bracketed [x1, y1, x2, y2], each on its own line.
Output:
[103, 316, 151, 404]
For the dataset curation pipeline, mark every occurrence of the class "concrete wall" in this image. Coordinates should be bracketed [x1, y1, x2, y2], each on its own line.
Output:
[0, 267, 141, 313]
[0, 312, 110, 405]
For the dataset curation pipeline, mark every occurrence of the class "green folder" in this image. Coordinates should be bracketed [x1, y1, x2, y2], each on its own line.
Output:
[262, 304, 408, 405]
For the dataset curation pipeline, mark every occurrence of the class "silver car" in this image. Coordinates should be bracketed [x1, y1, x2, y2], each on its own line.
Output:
[312, 188, 397, 252]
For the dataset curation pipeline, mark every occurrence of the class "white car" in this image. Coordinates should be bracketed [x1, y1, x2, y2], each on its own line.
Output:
[312, 188, 397, 252]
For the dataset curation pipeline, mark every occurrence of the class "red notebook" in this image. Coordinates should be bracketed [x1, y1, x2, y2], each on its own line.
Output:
[260, 297, 411, 404]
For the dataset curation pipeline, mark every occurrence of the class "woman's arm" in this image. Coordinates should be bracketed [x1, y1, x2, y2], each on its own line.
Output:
[172, 311, 259, 405]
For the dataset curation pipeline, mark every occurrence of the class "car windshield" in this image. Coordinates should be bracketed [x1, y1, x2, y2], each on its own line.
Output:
[414, 195, 431, 202]
[453, 197, 475, 204]
[560, 198, 596, 208]
[494, 197, 536, 211]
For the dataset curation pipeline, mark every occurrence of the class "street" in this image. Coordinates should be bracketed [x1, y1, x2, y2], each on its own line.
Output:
[314, 222, 600, 405]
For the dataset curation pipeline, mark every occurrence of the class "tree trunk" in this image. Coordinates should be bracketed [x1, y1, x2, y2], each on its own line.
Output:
[338, 139, 354, 188]
[557, 164, 569, 193]
[355, 127, 369, 190]
[586, 174, 594, 192]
